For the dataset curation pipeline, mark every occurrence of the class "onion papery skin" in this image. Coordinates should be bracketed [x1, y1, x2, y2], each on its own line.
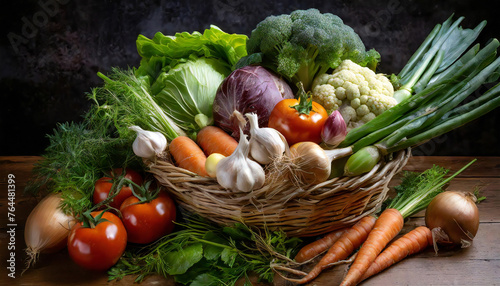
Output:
[425, 191, 479, 248]
[24, 193, 75, 257]
[289, 142, 331, 185]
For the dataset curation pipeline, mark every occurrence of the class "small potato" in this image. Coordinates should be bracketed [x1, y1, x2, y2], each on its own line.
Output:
[205, 153, 226, 178]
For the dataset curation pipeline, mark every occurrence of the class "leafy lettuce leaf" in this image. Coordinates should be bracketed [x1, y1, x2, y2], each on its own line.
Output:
[136, 25, 247, 81]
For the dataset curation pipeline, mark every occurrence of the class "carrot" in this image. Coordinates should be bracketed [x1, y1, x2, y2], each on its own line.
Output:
[340, 208, 404, 286]
[338, 161, 476, 286]
[196, 126, 238, 157]
[360, 226, 432, 282]
[287, 216, 377, 284]
[169, 136, 209, 177]
[294, 228, 348, 263]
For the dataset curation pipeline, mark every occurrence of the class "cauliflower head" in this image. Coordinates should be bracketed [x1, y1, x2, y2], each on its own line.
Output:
[312, 59, 397, 128]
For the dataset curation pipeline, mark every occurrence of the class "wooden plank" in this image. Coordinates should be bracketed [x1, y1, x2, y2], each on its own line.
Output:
[301, 254, 500, 285]
[0, 156, 42, 185]
[1, 156, 498, 227]
[0, 227, 175, 285]
[403, 156, 500, 177]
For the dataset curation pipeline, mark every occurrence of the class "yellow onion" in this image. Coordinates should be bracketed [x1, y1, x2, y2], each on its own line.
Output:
[425, 191, 479, 251]
[24, 193, 75, 268]
[289, 142, 352, 185]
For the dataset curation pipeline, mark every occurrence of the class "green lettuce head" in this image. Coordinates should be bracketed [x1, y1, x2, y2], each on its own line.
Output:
[153, 57, 230, 137]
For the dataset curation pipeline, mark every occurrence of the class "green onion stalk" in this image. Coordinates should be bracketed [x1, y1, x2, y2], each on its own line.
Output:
[394, 16, 487, 103]
[340, 16, 500, 175]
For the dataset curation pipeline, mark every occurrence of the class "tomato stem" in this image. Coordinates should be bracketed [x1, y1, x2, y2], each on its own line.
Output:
[290, 82, 314, 115]
[92, 169, 129, 211]
[128, 180, 160, 203]
[81, 209, 110, 229]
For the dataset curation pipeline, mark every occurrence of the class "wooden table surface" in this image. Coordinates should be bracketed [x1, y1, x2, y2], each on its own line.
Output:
[1, 156, 499, 286]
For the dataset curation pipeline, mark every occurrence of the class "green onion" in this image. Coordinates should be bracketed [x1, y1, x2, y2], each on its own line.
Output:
[378, 55, 500, 151]
[338, 18, 500, 154]
[397, 16, 486, 98]
[336, 16, 500, 176]
[385, 83, 500, 154]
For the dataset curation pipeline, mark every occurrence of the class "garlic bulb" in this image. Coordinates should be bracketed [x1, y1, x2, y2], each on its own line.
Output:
[216, 128, 265, 192]
[129, 126, 167, 159]
[246, 113, 287, 164]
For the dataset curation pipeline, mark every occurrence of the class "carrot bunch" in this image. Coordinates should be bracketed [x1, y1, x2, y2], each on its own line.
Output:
[281, 160, 475, 285]
[339, 210, 431, 286]
[287, 216, 377, 284]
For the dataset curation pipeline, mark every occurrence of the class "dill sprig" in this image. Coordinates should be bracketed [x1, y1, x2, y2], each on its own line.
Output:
[25, 67, 182, 216]
[26, 121, 140, 215]
[384, 159, 476, 218]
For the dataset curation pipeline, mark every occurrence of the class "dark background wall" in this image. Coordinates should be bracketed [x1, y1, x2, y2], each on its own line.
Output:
[1, 0, 499, 156]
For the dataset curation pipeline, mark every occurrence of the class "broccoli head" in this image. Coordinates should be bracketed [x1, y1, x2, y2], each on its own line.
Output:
[238, 8, 380, 91]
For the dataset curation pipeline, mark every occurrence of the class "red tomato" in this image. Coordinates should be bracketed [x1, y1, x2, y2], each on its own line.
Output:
[120, 191, 176, 244]
[93, 168, 143, 209]
[67, 211, 127, 270]
[268, 99, 328, 145]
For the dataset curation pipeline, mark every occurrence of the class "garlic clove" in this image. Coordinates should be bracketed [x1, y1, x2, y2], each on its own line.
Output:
[236, 167, 256, 193]
[250, 142, 271, 165]
[129, 125, 168, 159]
[216, 159, 236, 189]
[249, 160, 266, 188]
[132, 133, 156, 158]
[246, 113, 287, 164]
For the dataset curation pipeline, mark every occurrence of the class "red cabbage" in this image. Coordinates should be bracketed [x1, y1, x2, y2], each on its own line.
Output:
[213, 66, 294, 139]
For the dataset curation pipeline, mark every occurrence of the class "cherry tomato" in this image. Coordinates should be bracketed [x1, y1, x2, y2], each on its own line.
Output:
[268, 98, 328, 145]
[67, 211, 127, 270]
[120, 191, 176, 244]
[93, 168, 143, 209]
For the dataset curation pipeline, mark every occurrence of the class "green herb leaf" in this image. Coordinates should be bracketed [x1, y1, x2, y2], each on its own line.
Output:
[173, 259, 214, 285]
[163, 243, 204, 275]
[202, 231, 227, 261]
[25, 121, 141, 216]
[222, 224, 252, 240]
[108, 215, 302, 285]
[191, 273, 220, 286]
[221, 248, 238, 267]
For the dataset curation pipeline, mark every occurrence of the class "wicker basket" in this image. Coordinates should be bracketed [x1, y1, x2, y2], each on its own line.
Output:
[147, 149, 411, 237]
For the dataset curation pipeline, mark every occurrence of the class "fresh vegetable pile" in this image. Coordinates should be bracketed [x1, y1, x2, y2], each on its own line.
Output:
[24, 8, 497, 286]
